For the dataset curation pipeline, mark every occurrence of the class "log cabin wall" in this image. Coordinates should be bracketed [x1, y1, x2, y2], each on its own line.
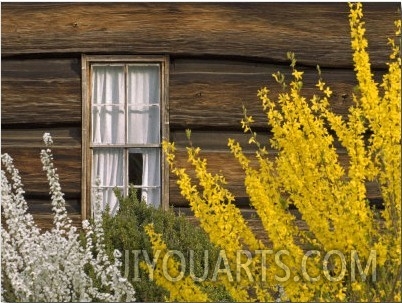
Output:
[1, 2, 400, 229]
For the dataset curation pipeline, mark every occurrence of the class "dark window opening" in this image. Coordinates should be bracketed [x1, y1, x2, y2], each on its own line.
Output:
[129, 152, 143, 202]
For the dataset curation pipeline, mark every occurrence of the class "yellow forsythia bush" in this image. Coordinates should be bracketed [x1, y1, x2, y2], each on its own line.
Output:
[147, 3, 401, 302]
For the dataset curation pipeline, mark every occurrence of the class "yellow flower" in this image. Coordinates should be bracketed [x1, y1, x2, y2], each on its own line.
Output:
[323, 86, 332, 97]
[143, 224, 210, 302]
[336, 287, 347, 301]
[292, 70, 304, 80]
[159, 2, 401, 302]
[316, 80, 326, 90]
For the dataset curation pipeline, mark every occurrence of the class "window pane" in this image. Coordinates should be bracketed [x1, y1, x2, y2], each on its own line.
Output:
[91, 65, 125, 144]
[92, 105, 125, 144]
[92, 148, 124, 188]
[128, 152, 143, 186]
[129, 148, 160, 206]
[127, 105, 160, 144]
[92, 65, 124, 104]
[92, 148, 124, 213]
[127, 65, 160, 144]
[88, 59, 164, 214]
[142, 187, 161, 207]
[128, 152, 143, 202]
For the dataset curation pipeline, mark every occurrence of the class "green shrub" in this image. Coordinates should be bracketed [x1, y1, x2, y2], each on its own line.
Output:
[101, 187, 232, 302]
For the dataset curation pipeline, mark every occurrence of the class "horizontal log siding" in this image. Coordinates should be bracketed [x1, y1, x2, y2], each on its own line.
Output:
[2, 3, 399, 67]
[1, 58, 81, 126]
[168, 57, 384, 206]
[1, 128, 82, 227]
[1, 58, 83, 228]
[2, 1, 396, 228]
[1, 146, 81, 194]
[168, 130, 381, 207]
[169, 58, 387, 129]
[1, 127, 82, 193]
[1, 56, 386, 223]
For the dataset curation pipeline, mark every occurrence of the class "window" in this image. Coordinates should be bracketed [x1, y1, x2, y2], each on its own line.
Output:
[82, 56, 169, 218]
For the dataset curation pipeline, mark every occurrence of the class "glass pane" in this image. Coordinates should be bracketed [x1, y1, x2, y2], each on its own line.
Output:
[127, 65, 160, 104]
[92, 148, 124, 188]
[91, 65, 125, 144]
[128, 152, 143, 202]
[129, 148, 161, 206]
[128, 152, 143, 186]
[92, 105, 125, 144]
[127, 105, 160, 144]
[91, 65, 124, 104]
[127, 65, 160, 144]
[142, 187, 160, 207]
[92, 148, 124, 214]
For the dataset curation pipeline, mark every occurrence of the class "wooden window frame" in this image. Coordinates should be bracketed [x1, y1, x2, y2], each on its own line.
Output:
[81, 55, 169, 220]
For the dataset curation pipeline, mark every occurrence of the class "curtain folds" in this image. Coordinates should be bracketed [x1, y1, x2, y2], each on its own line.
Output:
[92, 149, 124, 214]
[91, 64, 161, 214]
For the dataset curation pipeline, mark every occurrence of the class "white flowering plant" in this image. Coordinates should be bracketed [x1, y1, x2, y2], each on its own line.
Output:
[1, 133, 136, 302]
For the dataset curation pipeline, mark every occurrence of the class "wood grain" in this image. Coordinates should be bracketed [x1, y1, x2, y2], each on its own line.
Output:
[168, 131, 382, 207]
[1, 58, 81, 126]
[26, 198, 81, 214]
[31, 214, 82, 231]
[2, 127, 81, 148]
[2, 3, 399, 67]
[170, 58, 386, 129]
[1, 127, 82, 195]
[2, 0, 397, 229]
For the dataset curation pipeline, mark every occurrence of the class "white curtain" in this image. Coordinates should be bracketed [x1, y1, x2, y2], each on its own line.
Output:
[91, 64, 161, 214]
[92, 65, 125, 144]
[92, 149, 124, 214]
[127, 65, 160, 144]
[127, 65, 160, 206]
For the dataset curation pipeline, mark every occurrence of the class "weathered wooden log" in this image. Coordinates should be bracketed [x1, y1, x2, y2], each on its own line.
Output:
[1, 127, 82, 195]
[2, 3, 399, 67]
[1, 58, 81, 126]
[169, 130, 382, 207]
[169, 58, 386, 129]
